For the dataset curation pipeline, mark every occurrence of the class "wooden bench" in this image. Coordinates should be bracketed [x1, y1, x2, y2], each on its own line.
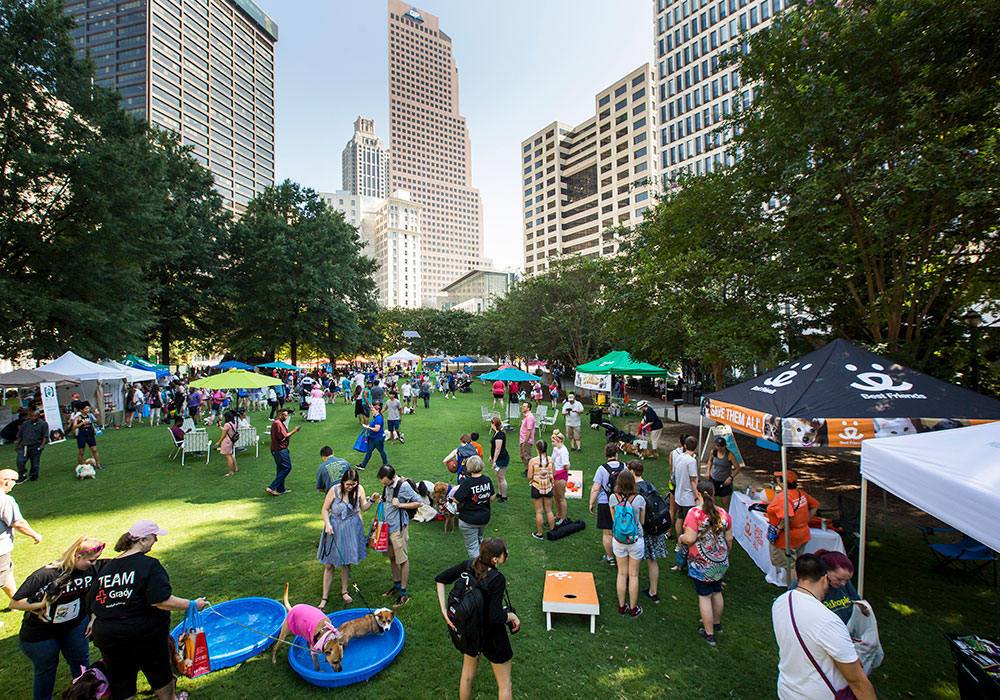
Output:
[542, 571, 599, 634]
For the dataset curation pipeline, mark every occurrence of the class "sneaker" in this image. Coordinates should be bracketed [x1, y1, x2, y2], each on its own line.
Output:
[355, 463, 366, 470]
[629, 605, 643, 618]
[398, 435, 405, 444]
[713, 622, 723, 634]
[16, 476, 28, 484]
[699, 628, 717, 646]
[496, 496, 508, 503]
[382, 585, 401, 598]
[393, 594, 409, 608]
[602, 555, 616, 566]
[642, 588, 660, 604]
[618, 603, 629, 615]
[530, 532, 544, 540]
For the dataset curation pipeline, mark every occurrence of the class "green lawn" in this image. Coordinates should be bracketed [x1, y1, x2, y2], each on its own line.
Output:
[1, 387, 995, 699]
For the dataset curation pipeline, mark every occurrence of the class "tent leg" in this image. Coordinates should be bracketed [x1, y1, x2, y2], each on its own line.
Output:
[859, 477, 869, 599]
[782, 446, 792, 586]
[697, 411, 704, 473]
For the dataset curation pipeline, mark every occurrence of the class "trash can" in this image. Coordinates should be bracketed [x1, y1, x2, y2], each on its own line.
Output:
[947, 633, 1000, 700]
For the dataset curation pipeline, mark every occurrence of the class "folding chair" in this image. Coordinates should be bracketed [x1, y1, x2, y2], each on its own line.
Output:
[180, 416, 196, 433]
[504, 402, 520, 430]
[481, 405, 492, 426]
[238, 425, 259, 458]
[181, 430, 210, 466]
[919, 526, 997, 587]
[167, 428, 184, 460]
[818, 495, 861, 557]
[536, 405, 557, 433]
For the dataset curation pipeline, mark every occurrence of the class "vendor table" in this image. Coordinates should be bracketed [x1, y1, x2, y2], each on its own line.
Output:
[730, 492, 846, 587]
[543, 571, 599, 633]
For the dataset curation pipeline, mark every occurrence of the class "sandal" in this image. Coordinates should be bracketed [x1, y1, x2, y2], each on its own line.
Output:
[318, 597, 328, 609]
[341, 591, 353, 603]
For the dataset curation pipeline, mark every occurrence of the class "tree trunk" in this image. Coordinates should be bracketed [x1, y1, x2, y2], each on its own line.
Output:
[160, 326, 171, 366]
[290, 337, 298, 367]
[713, 361, 724, 391]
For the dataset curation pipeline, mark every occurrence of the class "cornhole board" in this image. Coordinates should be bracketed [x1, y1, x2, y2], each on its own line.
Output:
[543, 571, 599, 633]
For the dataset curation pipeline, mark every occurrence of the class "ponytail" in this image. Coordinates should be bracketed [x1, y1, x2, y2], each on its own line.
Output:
[697, 480, 723, 534]
[471, 538, 508, 581]
[114, 532, 141, 552]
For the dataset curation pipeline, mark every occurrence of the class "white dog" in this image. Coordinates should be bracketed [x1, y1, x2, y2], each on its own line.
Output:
[75, 458, 97, 479]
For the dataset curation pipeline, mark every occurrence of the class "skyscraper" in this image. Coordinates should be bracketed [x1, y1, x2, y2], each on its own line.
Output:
[342, 117, 390, 198]
[521, 65, 658, 276]
[65, 0, 278, 212]
[653, 0, 783, 183]
[387, 1, 484, 306]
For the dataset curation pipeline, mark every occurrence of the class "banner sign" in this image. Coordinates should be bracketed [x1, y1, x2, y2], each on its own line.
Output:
[39, 382, 66, 444]
[575, 372, 611, 393]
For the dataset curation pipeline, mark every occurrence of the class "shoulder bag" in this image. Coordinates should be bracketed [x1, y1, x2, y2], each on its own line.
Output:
[788, 594, 858, 700]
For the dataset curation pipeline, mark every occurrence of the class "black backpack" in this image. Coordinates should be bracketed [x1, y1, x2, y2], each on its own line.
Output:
[638, 481, 672, 536]
[602, 462, 625, 496]
[446, 563, 490, 656]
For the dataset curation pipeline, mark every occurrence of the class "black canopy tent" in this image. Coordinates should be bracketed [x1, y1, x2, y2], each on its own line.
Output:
[700, 338, 1000, 590]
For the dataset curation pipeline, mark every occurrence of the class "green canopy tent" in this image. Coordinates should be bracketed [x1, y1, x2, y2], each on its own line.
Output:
[189, 370, 282, 390]
[122, 354, 168, 371]
[575, 351, 669, 377]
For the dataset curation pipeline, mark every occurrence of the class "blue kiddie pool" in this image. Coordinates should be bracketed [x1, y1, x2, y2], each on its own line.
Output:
[287, 608, 405, 688]
[171, 597, 286, 672]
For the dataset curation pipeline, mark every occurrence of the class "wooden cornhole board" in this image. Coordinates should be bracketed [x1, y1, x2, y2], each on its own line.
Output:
[543, 571, 599, 633]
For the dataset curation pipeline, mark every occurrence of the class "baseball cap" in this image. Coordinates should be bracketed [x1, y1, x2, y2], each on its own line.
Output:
[715, 436, 726, 446]
[129, 520, 168, 538]
[773, 470, 799, 482]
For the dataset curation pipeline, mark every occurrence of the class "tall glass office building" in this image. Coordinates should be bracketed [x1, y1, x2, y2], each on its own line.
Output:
[65, 0, 278, 211]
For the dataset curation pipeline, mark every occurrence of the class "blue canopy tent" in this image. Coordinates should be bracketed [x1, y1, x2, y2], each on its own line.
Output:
[423, 357, 445, 364]
[451, 355, 477, 364]
[122, 355, 171, 378]
[479, 367, 541, 382]
[256, 361, 303, 371]
[215, 360, 254, 371]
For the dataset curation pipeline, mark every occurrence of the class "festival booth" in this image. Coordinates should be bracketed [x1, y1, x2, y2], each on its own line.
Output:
[575, 351, 668, 408]
[860, 421, 1000, 594]
[36, 352, 128, 427]
[123, 355, 171, 379]
[101, 360, 157, 384]
[0, 369, 82, 433]
[701, 338, 1000, 587]
[385, 349, 420, 363]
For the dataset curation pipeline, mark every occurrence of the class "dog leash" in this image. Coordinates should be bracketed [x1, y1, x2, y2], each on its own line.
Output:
[319, 527, 384, 633]
[202, 603, 318, 654]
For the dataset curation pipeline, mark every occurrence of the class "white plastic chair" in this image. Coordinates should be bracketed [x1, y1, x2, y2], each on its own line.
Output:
[167, 428, 184, 460]
[238, 425, 259, 458]
[181, 431, 210, 466]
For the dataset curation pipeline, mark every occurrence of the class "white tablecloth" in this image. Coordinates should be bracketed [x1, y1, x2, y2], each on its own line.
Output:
[730, 492, 845, 587]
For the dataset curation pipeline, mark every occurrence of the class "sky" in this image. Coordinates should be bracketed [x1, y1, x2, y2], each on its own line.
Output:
[269, 0, 653, 271]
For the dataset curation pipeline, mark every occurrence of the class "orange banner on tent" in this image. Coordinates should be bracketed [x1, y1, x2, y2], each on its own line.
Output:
[703, 400, 772, 440]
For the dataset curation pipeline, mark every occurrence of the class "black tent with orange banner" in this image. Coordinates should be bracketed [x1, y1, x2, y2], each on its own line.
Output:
[699, 338, 1000, 587]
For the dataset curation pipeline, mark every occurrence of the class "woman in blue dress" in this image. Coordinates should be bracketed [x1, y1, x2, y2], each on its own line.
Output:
[318, 469, 374, 608]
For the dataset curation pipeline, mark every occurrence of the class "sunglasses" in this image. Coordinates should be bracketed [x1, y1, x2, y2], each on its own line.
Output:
[79, 542, 106, 556]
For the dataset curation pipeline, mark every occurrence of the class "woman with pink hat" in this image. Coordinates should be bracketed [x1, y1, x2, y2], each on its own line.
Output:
[87, 521, 207, 700]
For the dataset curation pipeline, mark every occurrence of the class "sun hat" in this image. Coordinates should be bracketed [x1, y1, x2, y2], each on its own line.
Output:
[129, 520, 168, 538]
[637, 399, 650, 408]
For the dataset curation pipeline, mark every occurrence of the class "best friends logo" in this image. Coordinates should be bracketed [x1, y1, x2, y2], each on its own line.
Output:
[844, 363, 926, 400]
[751, 362, 814, 394]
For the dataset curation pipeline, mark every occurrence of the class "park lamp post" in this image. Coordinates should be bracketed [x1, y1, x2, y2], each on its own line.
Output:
[962, 310, 982, 393]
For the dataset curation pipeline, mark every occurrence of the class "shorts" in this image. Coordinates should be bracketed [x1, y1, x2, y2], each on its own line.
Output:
[553, 469, 569, 482]
[187, 406, 199, 417]
[612, 537, 645, 560]
[530, 486, 553, 500]
[77, 432, 97, 448]
[675, 504, 693, 524]
[518, 441, 533, 464]
[385, 527, 409, 564]
[493, 392, 504, 399]
[566, 425, 581, 442]
[387, 419, 400, 432]
[93, 623, 174, 700]
[596, 502, 613, 530]
[711, 478, 733, 498]
[692, 578, 724, 596]
[0, 552, 13, 588]
[769, 541, 807, 569]
[494, 456, 509, 470]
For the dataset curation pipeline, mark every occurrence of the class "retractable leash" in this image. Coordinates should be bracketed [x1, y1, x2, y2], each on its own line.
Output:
[319, 528, 386, 634]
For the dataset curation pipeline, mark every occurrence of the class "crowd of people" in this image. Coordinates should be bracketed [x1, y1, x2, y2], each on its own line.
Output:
[0, 364, 882, 700]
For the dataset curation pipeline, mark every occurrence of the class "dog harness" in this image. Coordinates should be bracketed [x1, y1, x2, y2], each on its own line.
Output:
[72, 666, 110, 698]
[286, 604, 339, 653]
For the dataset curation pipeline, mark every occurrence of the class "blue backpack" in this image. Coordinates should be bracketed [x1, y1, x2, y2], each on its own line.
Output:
[612, 495, 639, 544]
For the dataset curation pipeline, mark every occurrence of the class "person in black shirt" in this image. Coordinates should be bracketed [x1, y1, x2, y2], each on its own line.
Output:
[451, 456, 496, 558]
[87, 521, 207, 700]
[488, 417, 510, 502]
[11, 536, 105, 700]
[435, 538, 520, 700]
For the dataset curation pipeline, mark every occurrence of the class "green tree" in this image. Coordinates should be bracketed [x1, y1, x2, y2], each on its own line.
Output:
[607, 170, 779, 389]
[478, 257, 612, 368]
[729, 0, 1000, 364]
[369, 307, 479, 359]
[224, 181, 378, 365]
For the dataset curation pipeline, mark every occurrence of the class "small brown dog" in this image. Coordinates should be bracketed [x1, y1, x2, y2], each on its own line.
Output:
[336, 608, 395, 647]
[61, 660, 109, 699]
[430, 482, 458, 532]
[273, 583, 344, 672]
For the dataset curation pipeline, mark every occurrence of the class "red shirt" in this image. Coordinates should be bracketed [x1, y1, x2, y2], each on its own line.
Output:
[270, 419, 289, 452]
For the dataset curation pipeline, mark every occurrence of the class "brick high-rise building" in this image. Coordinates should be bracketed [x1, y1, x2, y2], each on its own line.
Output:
[65, 0, 278, 212]
[387, 1, 484, 306]
[342, 116, 390, 198]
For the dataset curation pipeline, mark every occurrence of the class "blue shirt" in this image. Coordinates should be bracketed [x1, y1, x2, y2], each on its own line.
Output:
[316, 457, 352, 493]
[368, 413, 385, 440]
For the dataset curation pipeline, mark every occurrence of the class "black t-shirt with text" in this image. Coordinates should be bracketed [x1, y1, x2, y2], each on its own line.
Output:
[14, 566, 97, 642]
[87, 553, 172, 633]
[452, 474, 495, 525]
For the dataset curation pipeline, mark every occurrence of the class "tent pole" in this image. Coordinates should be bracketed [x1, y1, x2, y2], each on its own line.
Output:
[859, 476, 869, 599]
[782, 445, 792, 586]
[697, 410, 704, 466]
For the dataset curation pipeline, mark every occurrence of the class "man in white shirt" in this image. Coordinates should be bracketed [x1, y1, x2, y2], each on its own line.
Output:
[772, 554, 876, 700]
[561, 393, 585, 451]
[1, 469, 42, 602]
[671, 436, 699, 539]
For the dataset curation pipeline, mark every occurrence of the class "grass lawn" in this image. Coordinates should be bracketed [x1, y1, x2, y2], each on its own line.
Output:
[1, 385, 996, 699]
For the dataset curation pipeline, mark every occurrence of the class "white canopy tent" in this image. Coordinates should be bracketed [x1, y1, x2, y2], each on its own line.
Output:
[858, 422, 1000, 596]
[100, 359, 157, 383]
[385, 349, 420, 362]
[37, 352, 128, 423]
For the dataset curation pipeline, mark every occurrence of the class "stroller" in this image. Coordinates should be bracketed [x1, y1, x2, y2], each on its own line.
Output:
[603, 421, 636, 445]
[458, 377, 473, 393]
